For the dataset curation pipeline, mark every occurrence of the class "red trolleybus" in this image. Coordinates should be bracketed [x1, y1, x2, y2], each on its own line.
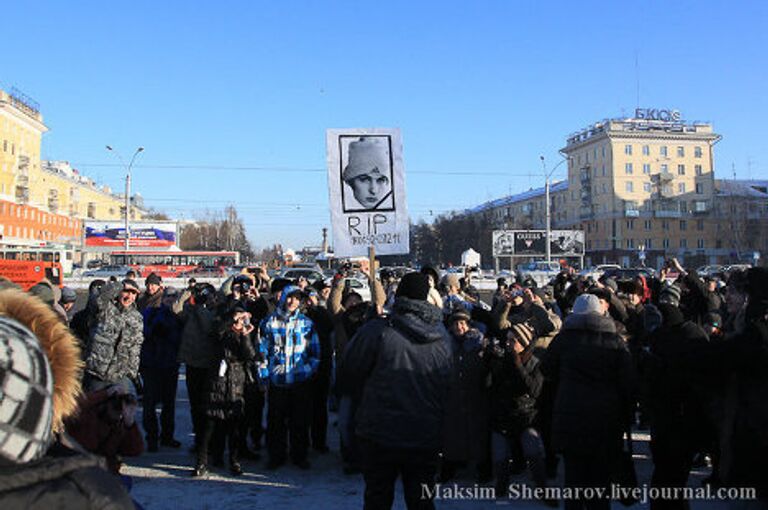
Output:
[0, 248, 64, 290]
[109, 250, 240, 278]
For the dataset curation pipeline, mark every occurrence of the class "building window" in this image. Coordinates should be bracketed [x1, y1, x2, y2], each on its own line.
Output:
[625, 163, 633, 174]
[680, 238, 688, 248]
[646, 239, 653, 249]
[602, 183, 607, 193]
[694, 146, 703, 158]
[661, 164, 668, 173]
[677, 146, 685, 157]
[697, 239, 705, 249]
[643, 182, 652, 193]
[602, 165, 606, 177]
[626, 220, 634, 230]
[696, 183, 704, 194]
[697, 219, 704, 231]
[625, 181, 634, 193]
[626, 239, 634, 249]
[643, 163, 651, 174]
[663, 238, 670, 249]
[645, 220, 652, 230]
[680, 220, 687, 231]
[642, 145, 650, 156]
[660, 146, 668, 157]
[678, 183, 686, 193]
[662, 220, 670, 231]
[602, 146, 606, 158]
[695, 164, 703, 176]
[677, 164, 685, 175]
[625, 144, 632, 155]
[585, 152, 589, 163]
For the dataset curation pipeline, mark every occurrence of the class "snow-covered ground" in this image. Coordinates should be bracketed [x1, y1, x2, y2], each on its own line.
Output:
[124, 373, 731, 510]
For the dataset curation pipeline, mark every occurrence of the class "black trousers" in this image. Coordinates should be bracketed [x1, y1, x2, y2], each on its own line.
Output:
[239, 383, 265, 450]
[198, 417, 240, 465]
[186, 366, 214, 449]
[563, 453, 612, 510]
[360, 438, 439, 510]
[310, 374, 331, 449]
[267, 382, 312, 463]
[141, 366, 179, 442]
[650, 430, 695, 510]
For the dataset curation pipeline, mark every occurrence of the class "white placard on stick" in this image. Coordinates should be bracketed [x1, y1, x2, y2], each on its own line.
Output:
[326, 128, 409, 257]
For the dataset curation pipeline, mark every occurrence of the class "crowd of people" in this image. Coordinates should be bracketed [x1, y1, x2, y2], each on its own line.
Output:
[0, 258, 767, 510]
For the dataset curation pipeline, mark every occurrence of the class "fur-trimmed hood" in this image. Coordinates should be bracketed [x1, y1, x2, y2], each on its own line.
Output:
[0, 289, 82, 433]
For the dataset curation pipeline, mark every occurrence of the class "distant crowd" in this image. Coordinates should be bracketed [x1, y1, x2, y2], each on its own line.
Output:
[0, 258, 767, 510]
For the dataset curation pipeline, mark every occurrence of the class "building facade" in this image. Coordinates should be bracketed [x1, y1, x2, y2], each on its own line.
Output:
[0, 88, 143, 248]
[468, 110, 768, 269]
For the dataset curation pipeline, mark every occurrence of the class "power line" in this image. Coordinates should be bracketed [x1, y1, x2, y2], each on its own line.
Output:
[72, 162, 556, 178]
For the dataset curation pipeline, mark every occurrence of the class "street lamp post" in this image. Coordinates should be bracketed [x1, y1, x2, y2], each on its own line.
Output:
[106, 146, 144, 253]
[540, 155, 570, 264]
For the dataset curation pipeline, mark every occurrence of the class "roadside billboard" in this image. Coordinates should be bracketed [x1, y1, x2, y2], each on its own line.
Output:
[492, 230, 584, 257]
[326, 128, 409, 257]
[84, 221, 177, 248]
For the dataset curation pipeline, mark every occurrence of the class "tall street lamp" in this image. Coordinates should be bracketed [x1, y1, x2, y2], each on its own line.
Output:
[106, 146, 144, 253]
[539, 155, 570, 264]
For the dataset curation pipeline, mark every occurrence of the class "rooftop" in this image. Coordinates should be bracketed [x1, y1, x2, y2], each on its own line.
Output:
[466, 180, 569, 214]
[715, 179, 768, 199]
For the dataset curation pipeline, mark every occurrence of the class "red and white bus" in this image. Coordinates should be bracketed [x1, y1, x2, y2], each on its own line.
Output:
[0, 248, 64, 290]
[109, 250, 240, 278]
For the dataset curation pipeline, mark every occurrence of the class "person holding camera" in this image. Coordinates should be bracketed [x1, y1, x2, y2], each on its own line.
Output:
[258, 285, 321, 470]
[66, 384, 145, 475]
[193, 305, 257, 477]
[174, 282, 220, 452]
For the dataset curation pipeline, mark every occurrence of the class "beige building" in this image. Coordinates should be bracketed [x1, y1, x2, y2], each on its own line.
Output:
[469, 110, 768, 268]
[0, 88, 143, 247]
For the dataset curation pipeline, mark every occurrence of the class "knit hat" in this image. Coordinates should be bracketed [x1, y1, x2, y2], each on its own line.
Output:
[0, 316, 54, 464]
[572, 294, 603, 315]
[643, 303, 663, 333]
[659, 284, 682, 307]
[28, 283, 56, 306]
[601, 277, 618, 293]
[145, 272, 162, 287]
[507, 322, 535, 350]
[420, 266, 440, 287]
[343, 137, 390, 183]
[59, 286, 77, 305]
[270, 278, 291, 295]
[122, 279, 140, 293]
[448, 309, 471, 324]
[396, 273, 430, 301]
[444, 274, 461, 290]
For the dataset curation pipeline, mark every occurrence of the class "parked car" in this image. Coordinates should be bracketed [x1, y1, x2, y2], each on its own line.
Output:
[579, 264, 621, 281]
[82, 265, 132, 278]
[601, 267, 656, 282]
[517, 261, 562, 288]
[323, 276, 371, 302]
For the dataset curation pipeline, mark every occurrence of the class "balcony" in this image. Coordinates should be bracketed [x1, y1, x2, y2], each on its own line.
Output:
[659, 171, 675, 182]
[655, 209, 682, 218]
[625, 209, 640, 217]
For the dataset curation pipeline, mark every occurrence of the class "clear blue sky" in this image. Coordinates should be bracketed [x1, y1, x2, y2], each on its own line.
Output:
[4, 1, 767, 250]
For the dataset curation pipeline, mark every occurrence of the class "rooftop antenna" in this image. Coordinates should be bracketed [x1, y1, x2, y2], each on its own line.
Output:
[635, 50, 640, 110]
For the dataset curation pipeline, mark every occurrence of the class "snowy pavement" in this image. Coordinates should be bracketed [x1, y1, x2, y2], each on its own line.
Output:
[124, 372, 731, 510]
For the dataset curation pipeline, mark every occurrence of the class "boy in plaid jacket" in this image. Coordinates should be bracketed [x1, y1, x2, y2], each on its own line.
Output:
[258, 285, 321, 469]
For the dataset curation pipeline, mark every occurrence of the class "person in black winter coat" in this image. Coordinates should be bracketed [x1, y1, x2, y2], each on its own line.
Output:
[441, 310, 490, 483]
[304, 291, 335, 453]
[341, 273, 452, 510]
[192, 305, 257, 478]
[488, 321, 549, 498]
[716, 267, 768, 504]
[541, 293, 635, 510]
[140, 287, 183, 451]
[645, 303, 710, 510]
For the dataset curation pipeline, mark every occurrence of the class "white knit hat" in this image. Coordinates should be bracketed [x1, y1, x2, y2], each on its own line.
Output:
[572, 294, 603, 315]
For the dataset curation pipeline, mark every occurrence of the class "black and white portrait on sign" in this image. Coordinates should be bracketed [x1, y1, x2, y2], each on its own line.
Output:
[339, 135, 395, 212]
[492, 231, 515, 256]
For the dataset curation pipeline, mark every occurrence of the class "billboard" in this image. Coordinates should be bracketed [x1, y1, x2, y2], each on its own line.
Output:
[326, 128, 409, 257]
[84, 221, 177, 248]
[492, 230, 585, 257]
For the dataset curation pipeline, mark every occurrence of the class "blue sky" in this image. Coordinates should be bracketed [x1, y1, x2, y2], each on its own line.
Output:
[4, 1, 767, 250]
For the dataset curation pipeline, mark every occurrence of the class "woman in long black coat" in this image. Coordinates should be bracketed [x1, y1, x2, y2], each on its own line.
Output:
[441, 310, 491, 482]
[193, 304, 257, 477]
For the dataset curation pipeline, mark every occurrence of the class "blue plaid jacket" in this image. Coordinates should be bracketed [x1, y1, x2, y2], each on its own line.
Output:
[258, 305, 320, 387]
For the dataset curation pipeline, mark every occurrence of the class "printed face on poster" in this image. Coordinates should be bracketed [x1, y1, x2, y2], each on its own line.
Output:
[326, 129, 409, 257]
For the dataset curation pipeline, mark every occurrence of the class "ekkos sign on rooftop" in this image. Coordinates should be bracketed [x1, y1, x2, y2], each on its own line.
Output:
[634, 108, 681, 122]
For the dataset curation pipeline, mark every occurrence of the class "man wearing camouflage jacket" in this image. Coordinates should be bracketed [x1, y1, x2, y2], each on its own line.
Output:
[84, 279, 145, 393]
